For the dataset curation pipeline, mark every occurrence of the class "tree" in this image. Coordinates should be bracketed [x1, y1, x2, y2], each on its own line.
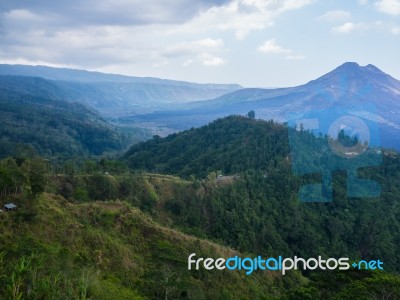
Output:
[0, 158, 27, 196]
[28, 158, 48, 197]
[247, 110, 255, 119]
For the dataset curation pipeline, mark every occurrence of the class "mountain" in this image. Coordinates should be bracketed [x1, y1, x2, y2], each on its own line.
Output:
[123, 116, 400, 272]
[2, 117, 400, 298]
[0, 186, 292, 299]
[0, 64, 242, 117]
[3, 157, 397, 299]
[129, 62, 400, 149]
[0, 83, 130, 158]
[124, 116, 289, 177]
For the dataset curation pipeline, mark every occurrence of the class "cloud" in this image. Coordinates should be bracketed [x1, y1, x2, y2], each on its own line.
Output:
[258, 39, 292, 54]
[170, 0, 313, 40]
[193, 38, 224, 47]
[358, 0, 369, 5]
[163, 38, 224, 58]
[0, 23, 169, 68]
[375, 0, 400, 15]
[317, 10, 351, 22]
[332, 22, 365, 33]
[0, 0, 232, 27]
[392, 26, 400, 34]
[183, 59, 194, 67]
[258, 39, 305, 60]
[159, 38, 226, 67]
[0, 0, 313, 75]
[200, 53, 225, 66]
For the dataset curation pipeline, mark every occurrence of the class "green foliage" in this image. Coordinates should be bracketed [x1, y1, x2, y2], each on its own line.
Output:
[89, 276, 144, 299]
[284, 270, 400, 300]
[0, 157, 48, 200]
[28, 158, 48, 197]
[335, 272, 400, 299]
[0, 86, 129, 158]
[122, 117, 400, 273]
[125, 116, 289, 178]
[247, 110, 256, 119]
[86, 174, 118, 200]
[0, 194, 291, 299]
[2, 116, 400, 299]
[0, 157, 26, 196]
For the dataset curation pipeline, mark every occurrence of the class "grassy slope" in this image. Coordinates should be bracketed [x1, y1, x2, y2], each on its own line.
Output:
[0, 192, 302, 299]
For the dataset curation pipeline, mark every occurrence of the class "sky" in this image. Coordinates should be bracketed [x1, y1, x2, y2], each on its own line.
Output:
[0, 0, 399, 87]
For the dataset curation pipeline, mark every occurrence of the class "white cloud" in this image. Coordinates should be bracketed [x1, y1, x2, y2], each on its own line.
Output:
[4, 9, 43, 22]
[193, 38, 224, 47]
[375, 0, 400, 15]
[258, 39, 292, 54]
[200, 53, 225, 66]
[162, 38, 224, 60]
[183, 59, 194, 67]
[332, 22, 365, 33]
[358, 0, 369, 5]
[153, 60, 168, 67]
[317, 10, 351, 22]
[392, 26, 400, 34]
[170, 0, 313, 40]
[0, 0, 233, 27]
[0, 0, 314, 78]
[158, 38, 227, 67]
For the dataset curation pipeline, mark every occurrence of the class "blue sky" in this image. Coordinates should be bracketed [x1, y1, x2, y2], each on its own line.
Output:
[0, 0, 399, 87]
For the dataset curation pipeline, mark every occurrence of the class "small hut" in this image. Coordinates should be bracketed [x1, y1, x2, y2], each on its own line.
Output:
[4, 203, 17, 211]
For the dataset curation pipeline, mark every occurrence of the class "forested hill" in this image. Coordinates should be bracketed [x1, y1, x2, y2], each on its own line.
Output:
[124, 115, 289, 177]
[123, 114, 400, 277]
[0, 86, 128, 158]
[2, 114, 400, 297]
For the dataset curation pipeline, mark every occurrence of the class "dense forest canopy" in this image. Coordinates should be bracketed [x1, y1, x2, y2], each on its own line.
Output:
[0, 86, 130, 158]
[1, 114, 400, 299]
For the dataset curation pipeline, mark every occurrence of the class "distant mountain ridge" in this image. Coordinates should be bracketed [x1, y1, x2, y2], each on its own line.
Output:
[184, 62, 400, 110]
[0, 64, 242, 117]
[130, 62, 400, 149]
[2, 62, 400, 149]
[0, 64, 241, 88]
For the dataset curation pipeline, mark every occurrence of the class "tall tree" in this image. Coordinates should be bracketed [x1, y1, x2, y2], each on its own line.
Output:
[28, 158, 47, 197]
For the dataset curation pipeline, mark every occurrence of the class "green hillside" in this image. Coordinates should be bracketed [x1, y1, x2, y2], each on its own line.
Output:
[0, 86, 130, 158]
[2, 116, 400, 299]
[1, 160, 399, 299]
[124, 116, 289, 178]
[0, 166, 304, 299]
[124, 116, 400, 269]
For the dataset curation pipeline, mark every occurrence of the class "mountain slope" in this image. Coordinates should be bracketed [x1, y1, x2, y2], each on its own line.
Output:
[0, 64, 242, 116]
[2, 122, 400, 298]
[130, 62, 400, 149]
[124, 116, 289, 177]
[122, 116, 400, 272]
[0, 85, 128, 158]
[0, 192, 293, 299]
[4, 172, 396, 299]
[188, 62, 400, 111]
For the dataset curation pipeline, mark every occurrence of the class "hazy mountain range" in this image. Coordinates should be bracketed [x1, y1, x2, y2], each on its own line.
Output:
[1, 62, 400, 150]
[0, 64, 241, 117]
[127, 62, 400, 149]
